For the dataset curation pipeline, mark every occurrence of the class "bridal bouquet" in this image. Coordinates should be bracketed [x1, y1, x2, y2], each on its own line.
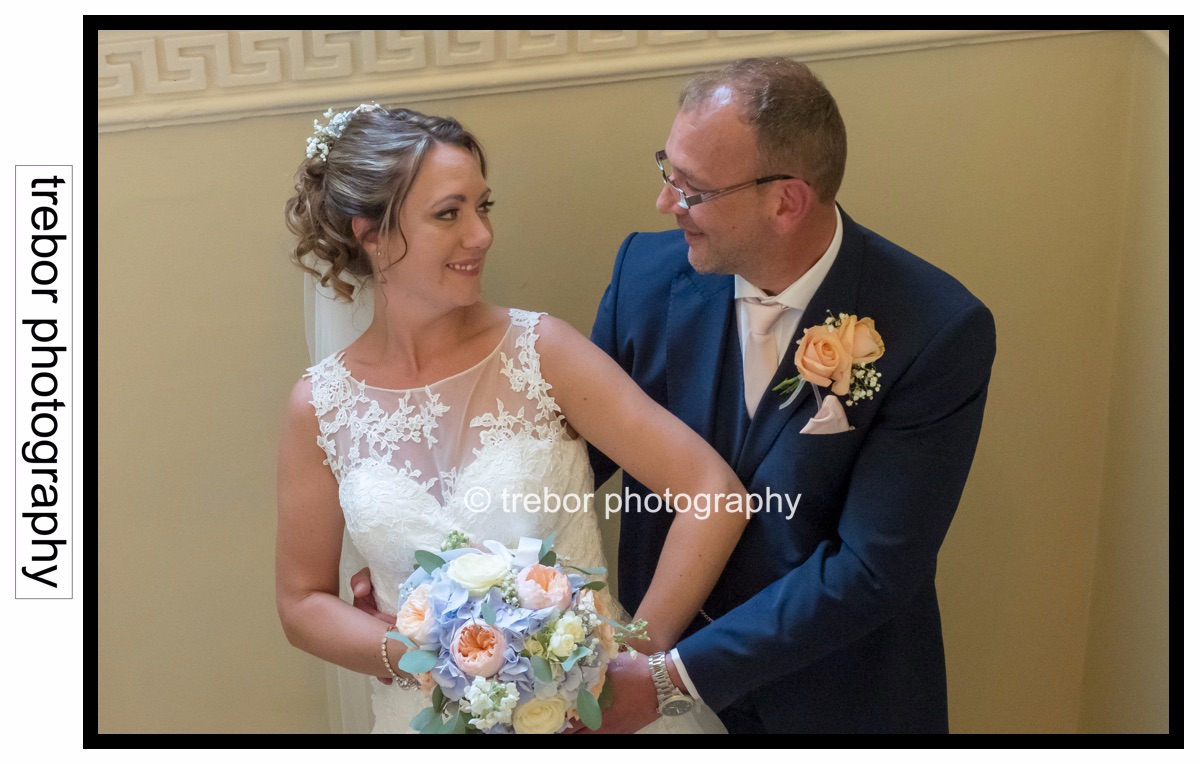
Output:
[387, 531, 647, 734]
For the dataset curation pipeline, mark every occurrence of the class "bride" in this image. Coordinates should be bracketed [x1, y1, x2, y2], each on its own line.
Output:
[276, 105, 743, 734]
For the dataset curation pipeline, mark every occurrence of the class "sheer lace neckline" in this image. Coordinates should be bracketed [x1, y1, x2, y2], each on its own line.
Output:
[334, 322, 514, 393]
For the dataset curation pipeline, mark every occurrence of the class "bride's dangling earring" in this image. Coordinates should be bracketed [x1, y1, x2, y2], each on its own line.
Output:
[375, 249, 387, 286]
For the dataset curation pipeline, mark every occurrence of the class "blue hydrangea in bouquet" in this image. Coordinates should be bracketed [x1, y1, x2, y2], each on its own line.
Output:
[387, 531, 648, 734]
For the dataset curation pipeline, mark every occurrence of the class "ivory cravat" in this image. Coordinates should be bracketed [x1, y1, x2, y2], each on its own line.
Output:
[742, 298, 786, 417]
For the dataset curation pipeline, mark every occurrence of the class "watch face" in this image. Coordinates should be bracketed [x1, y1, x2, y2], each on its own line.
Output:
[662, 697, 695, 716]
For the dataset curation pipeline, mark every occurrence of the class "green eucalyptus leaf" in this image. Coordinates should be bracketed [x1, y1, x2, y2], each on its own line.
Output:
[530, 655, 553, 683]
[386, 632, 418, 649]
[539, 550, 557, 567]
[596, 613, 643, 633]
[579, 580, 607, 591]
[414, 550, 446, 574]
[595, 613, 625, 629]
[598, 675, 615, 709]
[539, 532, 557, 560]
[397, 649, 437, 674]
[432, 685, 446, 715]
[576, 686, 602, 730]
[481, 598, 496, 626]
[409, 706, 435, 732]
[420, 711, 444, 734]
[446, 712, 468, 734]
[567, 565, 607, 576]
[562, 645, 592, 673]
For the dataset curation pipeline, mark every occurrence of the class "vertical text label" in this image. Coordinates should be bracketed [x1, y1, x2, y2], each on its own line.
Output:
[15, 166, 71, 598]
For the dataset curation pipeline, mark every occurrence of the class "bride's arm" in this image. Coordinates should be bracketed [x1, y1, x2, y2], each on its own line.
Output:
[535, 316, 750, 652]
[275, 378, 406, 678]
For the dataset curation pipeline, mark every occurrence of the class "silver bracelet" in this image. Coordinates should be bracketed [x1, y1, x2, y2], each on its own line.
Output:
[380, 632, 421, 690]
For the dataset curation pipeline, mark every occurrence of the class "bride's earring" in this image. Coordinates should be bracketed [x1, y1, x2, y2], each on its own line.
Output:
[374, 249, 388, 286]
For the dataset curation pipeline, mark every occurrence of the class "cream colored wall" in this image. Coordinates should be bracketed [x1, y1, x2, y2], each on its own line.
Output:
[1077, 32, 1170, 734]
[97, 31, 1168, 733]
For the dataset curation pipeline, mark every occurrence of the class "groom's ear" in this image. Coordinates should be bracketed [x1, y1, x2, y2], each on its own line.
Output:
[770, 178, 816, 234]
[351, 216, 379, 253]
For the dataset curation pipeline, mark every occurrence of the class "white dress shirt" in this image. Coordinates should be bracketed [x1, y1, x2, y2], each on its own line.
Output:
[734, 207, 843, 371]
[669, 207, 843, 705]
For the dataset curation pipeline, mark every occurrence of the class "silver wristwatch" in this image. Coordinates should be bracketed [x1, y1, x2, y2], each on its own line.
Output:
[648, 651, 694, 716]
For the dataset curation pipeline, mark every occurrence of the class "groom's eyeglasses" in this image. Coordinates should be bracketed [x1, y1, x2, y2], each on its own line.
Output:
[656, 149, 796, 210]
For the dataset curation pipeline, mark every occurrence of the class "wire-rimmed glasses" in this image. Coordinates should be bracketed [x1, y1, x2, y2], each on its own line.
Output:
[656, 149, 796, 209]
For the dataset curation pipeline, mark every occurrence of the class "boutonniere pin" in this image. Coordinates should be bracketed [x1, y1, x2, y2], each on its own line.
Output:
[774, 312, 885, 410]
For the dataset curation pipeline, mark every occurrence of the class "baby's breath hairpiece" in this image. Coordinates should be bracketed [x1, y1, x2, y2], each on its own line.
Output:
[305, 103, 383, 162]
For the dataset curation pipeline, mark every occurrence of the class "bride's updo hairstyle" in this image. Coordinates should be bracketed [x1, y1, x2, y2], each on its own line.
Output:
[285, 105, 487, 302]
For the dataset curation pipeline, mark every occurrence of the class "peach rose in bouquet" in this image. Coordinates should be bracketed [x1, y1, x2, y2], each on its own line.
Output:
[394, 583, 436, 643]
[515, 563, 573, 612]
[451, 623, 509, 678]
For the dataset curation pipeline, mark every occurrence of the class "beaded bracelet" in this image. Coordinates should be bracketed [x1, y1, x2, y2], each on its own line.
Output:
[380, 632, 420, 690]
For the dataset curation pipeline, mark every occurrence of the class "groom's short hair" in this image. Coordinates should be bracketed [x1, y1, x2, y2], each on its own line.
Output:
[680, 57, 847, 204]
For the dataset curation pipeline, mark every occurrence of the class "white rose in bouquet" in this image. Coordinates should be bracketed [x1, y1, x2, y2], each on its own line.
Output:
[446, 553, 510, 597]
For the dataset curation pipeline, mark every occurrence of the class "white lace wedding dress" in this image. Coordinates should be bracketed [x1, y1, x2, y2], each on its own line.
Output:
[306, 308, 724, 734]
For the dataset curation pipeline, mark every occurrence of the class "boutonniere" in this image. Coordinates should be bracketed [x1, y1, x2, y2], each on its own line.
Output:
[774, 312, 885, 410]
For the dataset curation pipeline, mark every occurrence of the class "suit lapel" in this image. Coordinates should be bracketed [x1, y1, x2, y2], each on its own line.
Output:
[794, 209, 867, 344]
[667, 269, 734, 446]
[735, 208, 868, 477]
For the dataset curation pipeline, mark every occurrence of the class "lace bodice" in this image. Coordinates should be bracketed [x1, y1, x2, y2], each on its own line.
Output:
[306, 309, 604, 621]
[304, 308, 724, 735]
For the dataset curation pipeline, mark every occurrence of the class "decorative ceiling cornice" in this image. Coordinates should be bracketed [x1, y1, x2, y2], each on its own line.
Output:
[98, 29, 1097, 133]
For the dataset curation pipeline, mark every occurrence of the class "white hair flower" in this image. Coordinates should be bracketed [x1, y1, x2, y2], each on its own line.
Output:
[305, 103, 383, 162]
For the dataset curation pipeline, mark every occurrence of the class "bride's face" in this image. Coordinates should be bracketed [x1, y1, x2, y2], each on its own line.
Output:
[377, 143, 494, 308]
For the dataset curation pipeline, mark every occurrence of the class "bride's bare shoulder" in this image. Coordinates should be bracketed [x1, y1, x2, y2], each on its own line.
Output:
[281, 375, 320, 433]
[525, 313, 621, 386]
[525, 312, 588, 349]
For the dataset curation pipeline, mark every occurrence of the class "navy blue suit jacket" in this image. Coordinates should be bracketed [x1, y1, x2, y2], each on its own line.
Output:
[589, 211, 995, 733]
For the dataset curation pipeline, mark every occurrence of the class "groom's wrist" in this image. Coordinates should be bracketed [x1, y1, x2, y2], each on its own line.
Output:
[668, 648, 704, 703]
[649, 651, 696, 717]
[664, 653, 687, 695]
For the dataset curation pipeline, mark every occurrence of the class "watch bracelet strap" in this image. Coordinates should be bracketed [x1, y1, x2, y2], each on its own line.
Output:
[649, 651, 682, 700]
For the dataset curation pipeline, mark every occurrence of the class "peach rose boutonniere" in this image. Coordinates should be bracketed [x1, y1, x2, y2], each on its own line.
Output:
[775, 312, 885, 409]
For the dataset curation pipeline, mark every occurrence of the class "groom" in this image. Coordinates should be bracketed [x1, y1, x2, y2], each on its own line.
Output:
[586, 58, 995, 733]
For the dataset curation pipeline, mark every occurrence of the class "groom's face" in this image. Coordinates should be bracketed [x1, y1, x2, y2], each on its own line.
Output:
[657, 94, 773, 278]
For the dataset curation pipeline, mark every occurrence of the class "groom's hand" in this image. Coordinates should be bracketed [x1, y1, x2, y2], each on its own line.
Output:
[350, 567, 390, 623]
[350, 567, 397, 685]
[579, 651, 659, 734]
